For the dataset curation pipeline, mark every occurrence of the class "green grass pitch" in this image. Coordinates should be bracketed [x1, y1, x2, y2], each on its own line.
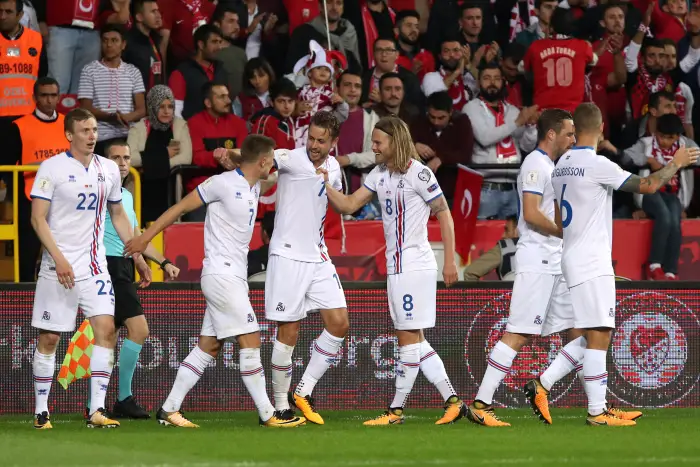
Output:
[2, 409, 700, 466]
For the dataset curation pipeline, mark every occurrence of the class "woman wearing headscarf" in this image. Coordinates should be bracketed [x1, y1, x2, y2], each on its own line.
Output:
[128, 85, 192, 224]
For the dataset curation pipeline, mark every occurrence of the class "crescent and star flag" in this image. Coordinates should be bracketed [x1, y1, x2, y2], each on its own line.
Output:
[451, 164, 483, 265]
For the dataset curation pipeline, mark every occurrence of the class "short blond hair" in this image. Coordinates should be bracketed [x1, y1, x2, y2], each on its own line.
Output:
[374, 116, 420, 173]
[573, 103, 603, 134]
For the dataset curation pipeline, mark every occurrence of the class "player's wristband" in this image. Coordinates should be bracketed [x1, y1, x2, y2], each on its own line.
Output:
[638, 24, 649, 35]
[159, 259, 172, 270]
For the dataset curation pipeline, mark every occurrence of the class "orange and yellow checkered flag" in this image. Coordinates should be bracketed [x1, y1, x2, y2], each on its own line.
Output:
[57, 319, 94, 390]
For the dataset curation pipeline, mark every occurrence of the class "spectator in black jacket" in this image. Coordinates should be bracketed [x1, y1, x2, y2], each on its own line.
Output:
[361, 37, 423, 111]
[123, 0, 164, 93]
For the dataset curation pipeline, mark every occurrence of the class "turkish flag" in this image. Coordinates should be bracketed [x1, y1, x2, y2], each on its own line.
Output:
[451, 164, 483, 263]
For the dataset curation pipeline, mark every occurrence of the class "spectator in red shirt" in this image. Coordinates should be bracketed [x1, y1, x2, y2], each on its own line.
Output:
[649, 0, 688, 43]
[589, 3, 628, 139]
[169, 24, 226, 120]
[523, 7, 596, 113]
[185, 82, 249, 220]
[251, 77, 297, 150]
[394, 9, 435, 81]
[283, 0, 319, 34]
[158, 0, 216, 70]
[237, 57, 275, 122]
[97, 0, 133, 29]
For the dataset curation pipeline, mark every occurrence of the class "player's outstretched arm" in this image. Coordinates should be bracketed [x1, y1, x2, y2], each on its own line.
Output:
[429, 195, 458, 287]
[31, 198, 75, 288]
[317, 167, 374, 214]
[140, 235, 180, 280]
[522, 192, 562, 238]
[213, 148, 242, 171]
[618, 146, 700, 194]
[261, 171, 278, 194]
[124, 190, 204, 256]
[109, 202, 153, 286]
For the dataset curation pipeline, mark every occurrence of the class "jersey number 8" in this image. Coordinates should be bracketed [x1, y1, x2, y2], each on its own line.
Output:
[560, 183, 573, 228]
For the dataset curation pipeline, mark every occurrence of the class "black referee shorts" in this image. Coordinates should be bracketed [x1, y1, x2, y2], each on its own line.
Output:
[106, 256, 144, 328]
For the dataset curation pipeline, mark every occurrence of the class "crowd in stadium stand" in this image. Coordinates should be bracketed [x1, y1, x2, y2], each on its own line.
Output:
[2, 0, 700, 281]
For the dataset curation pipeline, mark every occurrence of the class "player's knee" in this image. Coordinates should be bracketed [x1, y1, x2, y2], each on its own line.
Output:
[198, 336, 221, 356]
[92, 320, 117, 347]
[501, 331, 528, 351]
[38, 331, 60, 352]
[325, 310, 349, 338]
[276, 322, 301, 346]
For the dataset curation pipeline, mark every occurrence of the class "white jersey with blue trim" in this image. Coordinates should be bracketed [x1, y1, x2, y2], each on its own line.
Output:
[364, 160, 441, 275]
[30, 152, 122, 281]
[269, 148, 343, 263]
[551, 146, 632, 287]
[515, 148, 562, 274]
[196, 168, 260, 280]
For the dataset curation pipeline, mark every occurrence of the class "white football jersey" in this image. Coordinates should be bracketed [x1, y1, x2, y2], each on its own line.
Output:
[30, 153, 122, 281]
[364, 160, 441, 275]
[516, 149, 562, 274]
[551, 146, 632, 287]
[269, 148, 343, 263]
[197, 169, 260, 280]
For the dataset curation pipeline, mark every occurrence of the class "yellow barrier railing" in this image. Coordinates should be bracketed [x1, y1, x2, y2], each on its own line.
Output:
[0, 165, 162, 283]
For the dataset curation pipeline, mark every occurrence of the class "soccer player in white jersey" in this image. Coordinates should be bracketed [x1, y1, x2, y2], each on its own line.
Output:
[30, 108, 152, 429]
[125, 135, 305, 428]
[465, 109, 579, 427]
[215, 111, 349, 425]
[551, 103, 699, 426]
[319, 115, 465, 426]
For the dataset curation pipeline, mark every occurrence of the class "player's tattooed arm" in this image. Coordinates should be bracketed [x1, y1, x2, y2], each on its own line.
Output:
[619, 146, 700, 194]
[618, 163, 679, 194]
[428, 195, 449, 216]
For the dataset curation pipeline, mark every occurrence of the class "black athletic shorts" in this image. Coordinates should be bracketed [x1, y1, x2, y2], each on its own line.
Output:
[107, 256, 144, 328]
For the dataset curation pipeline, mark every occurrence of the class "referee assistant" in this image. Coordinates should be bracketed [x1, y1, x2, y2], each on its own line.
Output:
[96, 140, 180, 419]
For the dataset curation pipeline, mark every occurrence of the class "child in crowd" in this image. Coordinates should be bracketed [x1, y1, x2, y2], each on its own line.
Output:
[621, 113, 699, 280]
[292, 40, 349, 148]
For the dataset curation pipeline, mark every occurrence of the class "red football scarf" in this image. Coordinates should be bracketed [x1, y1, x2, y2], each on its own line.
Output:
[651, 136, 680, 193]
[481, 98, 518, 161]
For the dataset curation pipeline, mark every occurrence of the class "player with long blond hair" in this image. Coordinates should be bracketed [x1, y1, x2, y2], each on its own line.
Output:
[319, 115, 465, 425]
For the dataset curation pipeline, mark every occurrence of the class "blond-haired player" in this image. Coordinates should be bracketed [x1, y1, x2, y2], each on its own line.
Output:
[319, 116, 465, 425]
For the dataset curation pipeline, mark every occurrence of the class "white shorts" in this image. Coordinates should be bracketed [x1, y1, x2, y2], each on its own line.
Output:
[506, 272, 574, 336]
[201, 274, 259, 340]
[31, 273, 115, 332]
[569, 275, 616, 329]
[388, 270, 437, 330]
[265, 255, 347, 322]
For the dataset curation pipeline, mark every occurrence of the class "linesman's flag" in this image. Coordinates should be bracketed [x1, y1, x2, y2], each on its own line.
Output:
[57, 319, 94, 389]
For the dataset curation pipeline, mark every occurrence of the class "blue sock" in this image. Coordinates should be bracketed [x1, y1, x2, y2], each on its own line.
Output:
[118, 339, 143, 402]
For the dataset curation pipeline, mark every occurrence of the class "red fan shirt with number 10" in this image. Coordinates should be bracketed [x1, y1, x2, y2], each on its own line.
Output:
[523, 38, 594, 113]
